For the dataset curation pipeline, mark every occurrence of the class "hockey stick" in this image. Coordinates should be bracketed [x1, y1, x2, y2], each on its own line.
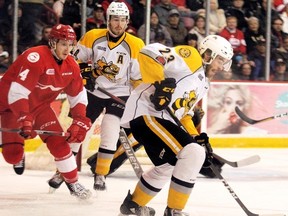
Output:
[235, 106, 288, 125]
[166, 107, 285, 216]
[213, 153, 260, 168]
[209, 164, 285, 216]
[95, 86, 143, 178]
[96, 86, 126, 106]
[0, 128, 69, 137]
[119, 128, 144, 178]
[165, 108, 260, 168]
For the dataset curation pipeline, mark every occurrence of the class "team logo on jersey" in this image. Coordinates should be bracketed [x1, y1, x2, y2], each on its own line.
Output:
[178, 48, 191, 58]
[95, 57, 120, 82]
[172, 90, 197, 116]
[27, 52, 40, 63]
[46, 69, 55, 75]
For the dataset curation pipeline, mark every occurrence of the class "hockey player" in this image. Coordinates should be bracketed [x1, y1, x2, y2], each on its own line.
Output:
[64, 2, 144, 192]
[118, 35, 234, 215]
[0, 24, 92, 200]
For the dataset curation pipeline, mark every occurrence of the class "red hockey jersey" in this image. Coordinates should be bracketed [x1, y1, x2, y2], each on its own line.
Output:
[0, 45, 87, 118]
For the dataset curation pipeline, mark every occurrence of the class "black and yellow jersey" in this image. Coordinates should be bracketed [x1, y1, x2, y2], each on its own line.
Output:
[121, 43, 209, 130]
[75, 28, 145, 98]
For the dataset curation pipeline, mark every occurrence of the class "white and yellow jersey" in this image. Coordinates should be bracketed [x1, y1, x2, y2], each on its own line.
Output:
[121, 43, 210, 128]
[75, 28, 145, 98]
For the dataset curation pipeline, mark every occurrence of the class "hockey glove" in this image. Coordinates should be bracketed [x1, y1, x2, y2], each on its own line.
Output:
[67, 116, 92, 143]
[79, 63, 97, 92]
[17, 112, 36, 139]
[150, 78, 176, 111]
[195, 132, 213, 167]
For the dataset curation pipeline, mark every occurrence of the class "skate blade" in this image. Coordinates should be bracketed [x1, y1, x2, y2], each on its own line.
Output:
[75, 191, 93, 204]
[48, 187, 57, 194]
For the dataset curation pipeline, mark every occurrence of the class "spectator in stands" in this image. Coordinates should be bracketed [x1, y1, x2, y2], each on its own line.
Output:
[186, 33, 198, 48]
[214, 68, 238, 81]
[236, 62, 253, 80]
[188, 15, 206, 47]
[258, 0, 279, 31]
[86, 3, 107, 31]
[166, 9, 188, 45]
[171, 0, 197, 30]
[271, 16, 288, 49]
[126, 24, 138, 36]
[53, 0, 65, 18]
[244, 16, 266, 54]
[154, 0, 182, 26]
[218, 1, 233, 10]
[35, 25, 52, 46]
[0, 0, 9, 21]
[247, 38, 267, 80]
[19, 0, 44, 38]
[272, 35, 288, 68]
[274, 0, 288, 12]
[154, 31, 166, 44]
[219, 15, 247, 68]
[270, 57, 288, 81]
[197, 0, 226, 34]
[0, 43, 9, 74]
[86, 0, 96, 18]
[186, 0, 204, 11]
[225, 0, 250, 31]
[59, 0, 81, 40]
[279, 2, 288, 33]
[0, 3, 36, 53]
[137, 10, 173, 46]
[243, 0, 262, 18]
[130, 0, 146, 30]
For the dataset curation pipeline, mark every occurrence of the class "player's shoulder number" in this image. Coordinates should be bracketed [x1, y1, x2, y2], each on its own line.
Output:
[159, 48, 175, 63]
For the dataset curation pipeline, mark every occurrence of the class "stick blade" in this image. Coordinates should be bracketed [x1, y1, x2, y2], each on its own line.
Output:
[235, 106, 257, 124]
[213, 153, 260, 167]
[235, 155, 261, 167]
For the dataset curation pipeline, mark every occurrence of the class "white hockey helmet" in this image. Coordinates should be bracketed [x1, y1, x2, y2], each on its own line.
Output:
[198, 35, 233, 71]
[106, 2, 130, 21]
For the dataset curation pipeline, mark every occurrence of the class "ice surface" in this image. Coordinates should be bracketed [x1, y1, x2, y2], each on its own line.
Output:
[0, 148, 287, 216]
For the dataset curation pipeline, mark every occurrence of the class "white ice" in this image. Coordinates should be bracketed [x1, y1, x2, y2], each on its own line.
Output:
[0, 148, 287, 216]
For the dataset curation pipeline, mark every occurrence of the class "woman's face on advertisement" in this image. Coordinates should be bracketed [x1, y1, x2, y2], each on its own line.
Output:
[223, 89, 245, 113]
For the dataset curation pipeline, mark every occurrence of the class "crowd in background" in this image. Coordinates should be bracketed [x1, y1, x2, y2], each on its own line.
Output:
[1, 0, 288, 81]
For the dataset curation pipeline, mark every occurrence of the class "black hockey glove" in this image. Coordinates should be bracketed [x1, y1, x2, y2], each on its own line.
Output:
[192, 106, 205, 128]
[79, 63, 97, 92]
[195, 132, 213, 167]
[150, 78, 176, 111]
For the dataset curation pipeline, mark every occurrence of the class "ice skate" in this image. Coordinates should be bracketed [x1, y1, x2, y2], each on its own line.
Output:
[93, 174, 106, 191]
[66, 181, 92, 200]
[119, 190, 155, 216]
[48, 170, 64, 193]
[86, 153, 97, 174]
[164, 207, 189, 216]
[13, 154, 25, 175]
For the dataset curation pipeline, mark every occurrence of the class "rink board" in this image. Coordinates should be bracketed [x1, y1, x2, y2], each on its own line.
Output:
[20, 136, 288, 153]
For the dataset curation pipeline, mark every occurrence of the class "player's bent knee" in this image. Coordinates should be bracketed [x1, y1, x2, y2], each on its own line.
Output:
[173, 144, 206, 181]
[178, 143, 205, 162]
[46, 136, 71, 158]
